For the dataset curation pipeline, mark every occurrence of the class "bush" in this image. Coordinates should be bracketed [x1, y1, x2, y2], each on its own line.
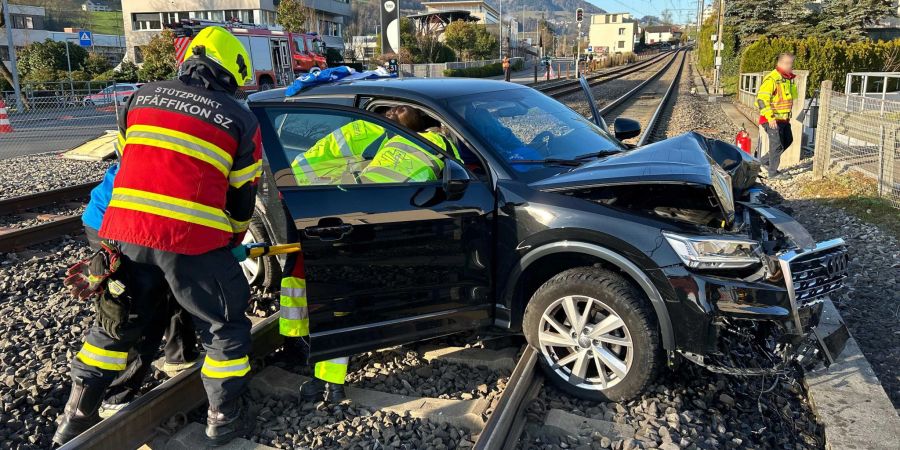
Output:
[740, 37, 900, 94]
[443, 59, 523, 78]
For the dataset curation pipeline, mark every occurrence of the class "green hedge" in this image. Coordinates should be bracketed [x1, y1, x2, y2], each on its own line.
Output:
[740, 37, 900, 95]
[443, 59, 524, 78]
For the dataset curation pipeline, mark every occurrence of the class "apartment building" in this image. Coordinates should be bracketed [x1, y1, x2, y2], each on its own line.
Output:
[589, 13, 638, 55]
[1, 4, 125, 70]
[122, 0, 351, 63]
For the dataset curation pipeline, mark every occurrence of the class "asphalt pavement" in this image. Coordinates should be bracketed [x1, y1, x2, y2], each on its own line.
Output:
[0, 106, 117, 160]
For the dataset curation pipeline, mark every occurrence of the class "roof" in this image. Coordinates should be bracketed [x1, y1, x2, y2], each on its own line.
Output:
[248, 77, 525, 103]
[645, 26, 675, 33]
[407, 10, 478, 22]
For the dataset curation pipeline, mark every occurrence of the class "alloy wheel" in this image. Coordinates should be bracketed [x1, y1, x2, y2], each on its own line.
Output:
[538, 295, 634, 390]
[240, 228, 261, 284]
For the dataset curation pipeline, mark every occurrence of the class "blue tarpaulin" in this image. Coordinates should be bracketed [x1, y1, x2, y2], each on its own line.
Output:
[285, 66, 397, 96]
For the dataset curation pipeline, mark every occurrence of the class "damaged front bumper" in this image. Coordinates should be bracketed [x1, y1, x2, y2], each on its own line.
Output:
[662, 238, 851, 375]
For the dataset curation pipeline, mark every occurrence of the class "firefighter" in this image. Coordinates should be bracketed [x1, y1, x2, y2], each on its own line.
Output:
[756, 52, 798, 178]
[80, 160, 200, 419]
[53, 26, 262, 447]
[279, 106, 459, 403]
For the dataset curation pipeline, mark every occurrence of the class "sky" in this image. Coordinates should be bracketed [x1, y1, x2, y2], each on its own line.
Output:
[585, 0, 706, 23]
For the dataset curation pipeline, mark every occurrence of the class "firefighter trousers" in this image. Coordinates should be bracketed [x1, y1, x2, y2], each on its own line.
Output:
[278, 252, 349, 385]
[84, 227, 200, 404]
[69, 243, 252, 410]
[764, 121, 793, 176]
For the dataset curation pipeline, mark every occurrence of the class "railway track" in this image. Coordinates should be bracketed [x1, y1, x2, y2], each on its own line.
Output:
[0, 181, 98, 252]
[536, 51, 676, 99]
[599, 49, 688, 146]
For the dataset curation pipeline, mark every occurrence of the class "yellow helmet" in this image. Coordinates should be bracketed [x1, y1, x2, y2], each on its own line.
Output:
[183, 26, 252, 86]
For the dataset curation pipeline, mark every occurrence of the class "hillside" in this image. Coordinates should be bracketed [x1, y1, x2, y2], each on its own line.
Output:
[403, 0, 603, 15]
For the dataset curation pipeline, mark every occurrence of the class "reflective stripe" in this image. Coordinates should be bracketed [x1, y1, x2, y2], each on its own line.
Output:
[292, 156, 316, 184]
[279, 316, 309, 337]
[281, 286, 306, 301]
[331, 129, 354, 158]
[384, 141, 443, 174]
[281, 305, 307, 320]
[314, 357, 349, 384]
[115, 132, 125, 158]
[361, 166, 411, 183]
[201, 355, 250, 378]
[76, 341, 128, 371]
[228, 216, 250, 233]
[228, 160, 262, 188]
[109, 187, 232, 233]
[126, 125, 233, 176]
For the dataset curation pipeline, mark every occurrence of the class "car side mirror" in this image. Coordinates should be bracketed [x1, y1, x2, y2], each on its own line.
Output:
[613, 117, 641, 140]
[442, 159, 470, 201]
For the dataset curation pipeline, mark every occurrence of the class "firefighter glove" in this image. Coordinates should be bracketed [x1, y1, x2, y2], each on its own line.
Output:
[64, 242, 122, 300]
[96, 288, 128, 340]
[231, 245, 249, 262]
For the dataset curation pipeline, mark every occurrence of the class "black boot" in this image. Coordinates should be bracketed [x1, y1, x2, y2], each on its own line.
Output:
[52, 379, 104, 446]
[206, 401, 250, 447]
[299, 377, 326, 402]
[324, 383, 346, 403]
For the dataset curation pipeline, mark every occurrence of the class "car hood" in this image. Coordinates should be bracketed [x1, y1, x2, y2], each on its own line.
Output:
[530, 132, 759, 193]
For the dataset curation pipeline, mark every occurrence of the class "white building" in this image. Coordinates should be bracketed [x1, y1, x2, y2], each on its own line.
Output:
[81, 1, 113, 12]
[589, 13, 638, 55]
[1, 4, 125, 70]
[644, 26, 680, 45]
[348, 35, 377, 62]
[122, 0, 352, 63]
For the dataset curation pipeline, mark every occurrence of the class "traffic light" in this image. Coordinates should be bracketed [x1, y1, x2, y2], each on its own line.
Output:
[576, 8, 583, 23]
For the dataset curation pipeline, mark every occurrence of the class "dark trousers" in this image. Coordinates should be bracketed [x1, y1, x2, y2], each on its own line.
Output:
[763, 121, 793, 176]
[504, 67, 511, 82]
[84, 226, 199, 404]
[69, 243, 252, 410]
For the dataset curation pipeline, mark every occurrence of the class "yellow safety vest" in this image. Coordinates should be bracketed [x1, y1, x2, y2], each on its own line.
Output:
[359, 131, 460, 183]
[756, 69, 797, 121]
[291, 120, 387, 185]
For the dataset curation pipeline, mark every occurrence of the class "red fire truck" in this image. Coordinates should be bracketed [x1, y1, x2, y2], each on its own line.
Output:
[170, 19, 328, 91]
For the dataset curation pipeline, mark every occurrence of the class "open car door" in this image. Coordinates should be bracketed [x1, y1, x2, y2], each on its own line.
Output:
[250, 101, 496, 363]
[579, 75, 607, 130]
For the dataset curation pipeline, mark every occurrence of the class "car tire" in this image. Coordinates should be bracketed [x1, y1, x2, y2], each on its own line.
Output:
[523, 267, 662, 401]
[240, 215, 280, 289]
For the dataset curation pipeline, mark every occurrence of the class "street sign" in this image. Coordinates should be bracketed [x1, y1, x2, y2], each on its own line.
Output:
[587, 46, 593, 53]
[575, 8, 584, 23]
[713, 42, 724, 50]
[711, 34, 717, 41]
[715, 56, 722, 67]
[78, 30, 93, 47]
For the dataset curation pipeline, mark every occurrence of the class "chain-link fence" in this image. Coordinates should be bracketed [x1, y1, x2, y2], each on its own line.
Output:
[0, 80, 126, 160]
[813, 80, 900, 208]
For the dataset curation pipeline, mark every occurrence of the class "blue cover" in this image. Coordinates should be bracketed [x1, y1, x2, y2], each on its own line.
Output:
[284, 66, 398, 96]
[82, 163, 118, 231]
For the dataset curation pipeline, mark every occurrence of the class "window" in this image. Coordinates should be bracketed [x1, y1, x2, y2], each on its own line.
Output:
[260, 10, 276, 25]
[133, 13, 162, 30]
[163, 12, 188, 25]
[12, 15, 34, 29]
[259, 109, 454, 187]
[618, 41, 625, 48]
[618, 27, 625, 35]
[191, 10, 225, 22]
[319, 20, 342, 37]
[224, 10, 253, 23]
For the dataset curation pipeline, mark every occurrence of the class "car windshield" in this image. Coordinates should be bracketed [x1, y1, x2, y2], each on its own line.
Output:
[445, 88, 624, 181]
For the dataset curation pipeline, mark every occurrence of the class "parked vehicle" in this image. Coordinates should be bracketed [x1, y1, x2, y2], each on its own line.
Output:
[170, 19, 328, 91]
[243, 77, 850, 401]
[82, 83, 142, 106]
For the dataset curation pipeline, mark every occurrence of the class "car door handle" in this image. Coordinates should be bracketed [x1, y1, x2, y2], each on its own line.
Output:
[305, 223, 353, 240]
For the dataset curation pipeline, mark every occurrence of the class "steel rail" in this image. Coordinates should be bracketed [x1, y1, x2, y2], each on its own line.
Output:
[598, 49, 683, 118]
[637, 51, 688, 146]
[474, 346, 542, 450]
[0, 181, 99, 213]
[537, 51, 675, 98]
[59, 315, 283, 450]
[0, 216, 84, 252]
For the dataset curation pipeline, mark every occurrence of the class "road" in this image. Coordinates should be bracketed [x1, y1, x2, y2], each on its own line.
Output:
[0, 106, 117, 160]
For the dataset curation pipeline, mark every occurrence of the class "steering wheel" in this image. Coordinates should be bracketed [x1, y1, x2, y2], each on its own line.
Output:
[528, 130, 555, 155]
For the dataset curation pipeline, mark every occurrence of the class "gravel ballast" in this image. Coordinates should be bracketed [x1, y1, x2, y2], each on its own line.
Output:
[0, 154, 109, 200]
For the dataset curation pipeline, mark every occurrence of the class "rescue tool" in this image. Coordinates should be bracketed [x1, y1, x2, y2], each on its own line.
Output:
[245, 242, 302, 258]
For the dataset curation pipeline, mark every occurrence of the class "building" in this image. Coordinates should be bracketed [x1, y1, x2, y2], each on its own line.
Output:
[588, 13, 638, 55]
[644, 26, 680, 45]
[81, 1, 115, 12]
[347, 35, 377, 63]
[420, 1, 499, 25]
[1, 4, 125, 70]
[121, 0, 351, 63]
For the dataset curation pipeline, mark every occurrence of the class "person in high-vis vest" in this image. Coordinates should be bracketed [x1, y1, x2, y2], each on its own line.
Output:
[756, 52, 798, 178]
[291, 120, 387, 185]
[53, 26, 262, 447]
[360, 127, 460, 183]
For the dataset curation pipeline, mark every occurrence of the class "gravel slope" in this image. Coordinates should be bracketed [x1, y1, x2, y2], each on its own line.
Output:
[0, 154, 109, 200]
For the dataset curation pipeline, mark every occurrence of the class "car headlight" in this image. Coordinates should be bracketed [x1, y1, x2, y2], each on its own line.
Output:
[663, 231, 760, 269]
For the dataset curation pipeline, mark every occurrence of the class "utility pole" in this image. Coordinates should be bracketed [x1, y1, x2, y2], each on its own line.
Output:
[2, 0, 23, 111]
[499, 0, 502, 59]
[713, 0, 724, 94]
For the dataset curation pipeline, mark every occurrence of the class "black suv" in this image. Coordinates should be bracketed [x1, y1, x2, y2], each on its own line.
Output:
[245, 77, 849, 400]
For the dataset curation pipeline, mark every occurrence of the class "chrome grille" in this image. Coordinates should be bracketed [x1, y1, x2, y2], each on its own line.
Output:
[778, 239, 849, 331]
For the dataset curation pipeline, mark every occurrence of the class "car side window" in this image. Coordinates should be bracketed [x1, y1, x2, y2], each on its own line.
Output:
[259, 108, 452, 188]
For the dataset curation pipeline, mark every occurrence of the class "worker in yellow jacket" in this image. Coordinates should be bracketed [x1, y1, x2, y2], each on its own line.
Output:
[756, 52, 798, 178]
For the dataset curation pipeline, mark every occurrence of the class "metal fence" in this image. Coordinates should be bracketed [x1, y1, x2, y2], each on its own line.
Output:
[400, 57, 526, 78]
[813, 80, 900, 208]
[0, 81, 122, 159]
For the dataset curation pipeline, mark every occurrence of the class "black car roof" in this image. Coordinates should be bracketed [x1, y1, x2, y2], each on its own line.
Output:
[247, 77, 527, 102]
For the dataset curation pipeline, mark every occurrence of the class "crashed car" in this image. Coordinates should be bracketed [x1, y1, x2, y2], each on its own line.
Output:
[244, 77, 850, 401]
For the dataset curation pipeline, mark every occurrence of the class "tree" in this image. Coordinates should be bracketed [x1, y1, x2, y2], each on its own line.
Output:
[660, 9, 673, 25]
[276, 0, 309, 33]
[815, 0, 895, 41]
[471, 26, 499, 60]
[138, 29, 177, 82]
[82, 53, 111, 78]
[640, 15, 661, 26]
[17, 39, 88, 81]
[444, 20, 477, 60]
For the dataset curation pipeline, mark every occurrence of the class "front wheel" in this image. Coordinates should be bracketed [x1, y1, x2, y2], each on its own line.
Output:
[522, 267, 662, 401]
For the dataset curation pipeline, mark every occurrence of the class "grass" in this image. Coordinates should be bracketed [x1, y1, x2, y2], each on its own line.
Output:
[86, 11, 123, 36]
[795, 171, 900, 240]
